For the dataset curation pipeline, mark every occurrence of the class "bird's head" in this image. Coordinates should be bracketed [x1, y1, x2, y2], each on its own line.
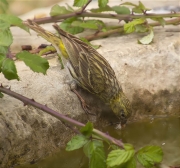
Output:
[110, 94, 132, 125]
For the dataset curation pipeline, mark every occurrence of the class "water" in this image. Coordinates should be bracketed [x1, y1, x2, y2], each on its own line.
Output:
[16, 116, 180, 168]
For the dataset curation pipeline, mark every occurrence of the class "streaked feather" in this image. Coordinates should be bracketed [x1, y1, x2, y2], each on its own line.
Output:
[54, 26, 120, 99]
[24, 20, 132, 124]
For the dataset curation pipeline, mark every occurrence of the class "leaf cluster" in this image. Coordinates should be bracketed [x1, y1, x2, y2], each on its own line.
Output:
[66, 122, 163, 168]
[0, 14, 49, 82]
[49, 1, 171, 44]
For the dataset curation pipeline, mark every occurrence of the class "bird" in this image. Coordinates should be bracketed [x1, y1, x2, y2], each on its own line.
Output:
[24, 20, 132, 125]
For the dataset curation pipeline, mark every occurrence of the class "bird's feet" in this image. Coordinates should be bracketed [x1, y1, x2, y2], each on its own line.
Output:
[70, 82, 96, 116]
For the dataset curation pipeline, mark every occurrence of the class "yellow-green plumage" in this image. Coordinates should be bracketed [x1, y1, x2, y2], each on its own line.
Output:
[24, 20, 132, 124]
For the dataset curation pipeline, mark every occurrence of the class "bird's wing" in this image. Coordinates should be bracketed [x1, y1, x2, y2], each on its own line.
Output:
[53, 24, 117, 94]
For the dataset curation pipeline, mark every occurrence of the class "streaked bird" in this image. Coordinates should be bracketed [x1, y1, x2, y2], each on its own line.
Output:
[24, 20, 132, 125]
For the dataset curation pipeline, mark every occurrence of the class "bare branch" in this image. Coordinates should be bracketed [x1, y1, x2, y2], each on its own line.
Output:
[0, 84, 124, 148]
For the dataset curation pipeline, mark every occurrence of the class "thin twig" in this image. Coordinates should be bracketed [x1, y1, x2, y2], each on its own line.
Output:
[0, 85, 124, 148]
[85, 27, 124, 41]
[32, 11, 180, 25]
[84, 17, 180, 41]
[6, 47, 14, 59]
[76, 0, 92, 14]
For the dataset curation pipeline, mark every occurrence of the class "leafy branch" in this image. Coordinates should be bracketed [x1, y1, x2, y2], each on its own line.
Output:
[34, 11, 180, 25]
[0, 84, 164, 168]
[0, 84, 123, 148]
[31, 1, 180, 43]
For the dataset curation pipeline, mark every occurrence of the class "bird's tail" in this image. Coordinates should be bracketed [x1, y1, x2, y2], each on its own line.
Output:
[24, 20, 69, 59]
[24, 19, 60, 47]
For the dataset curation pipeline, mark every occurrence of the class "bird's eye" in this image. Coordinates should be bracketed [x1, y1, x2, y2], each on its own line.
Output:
[121, 113, 125, 118]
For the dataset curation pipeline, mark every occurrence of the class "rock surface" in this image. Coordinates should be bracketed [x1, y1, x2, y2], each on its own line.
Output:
[0, 1, 180, 167]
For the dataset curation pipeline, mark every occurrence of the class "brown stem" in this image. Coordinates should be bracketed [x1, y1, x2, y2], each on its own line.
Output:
[76, 0, 92, 14]
[32, 11, 180, 25]
[85, 27, 124, 41]
[84, 17, 180, 41]
[6, 47, 14, 59]
[0, 85, 124, 148]
[0, 85, 84, 127]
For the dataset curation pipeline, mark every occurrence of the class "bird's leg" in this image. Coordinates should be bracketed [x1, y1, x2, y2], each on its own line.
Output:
[70, 81, 96, 116]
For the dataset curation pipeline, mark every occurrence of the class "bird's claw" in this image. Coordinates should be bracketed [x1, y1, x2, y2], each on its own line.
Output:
[81, 100, 96, 116]
[71, 89, 96, 116]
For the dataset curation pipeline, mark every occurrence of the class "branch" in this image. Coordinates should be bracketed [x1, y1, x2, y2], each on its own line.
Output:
[32, 11, 180, 25]
[85, 17, 180, 41]
[0, 84, 124, 148]
[76, 0, 92, 14]
[85, 27, 124, 41]
[29, 10, 180, 42]
[0, 85, 83, 127]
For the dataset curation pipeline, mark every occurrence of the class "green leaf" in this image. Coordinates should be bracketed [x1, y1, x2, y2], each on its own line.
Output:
[0, 46, 8, 54]
[66, 134, 89, 151]
[0, 29, 13, 46]
[124, 157, 136, 168]
[135, 24, 148, 33]
[0, 20, 10, 30]
[112, 6, 130, 14]
[98, 0, 108, 8]
[138, 1, 151, 11]
[90, 5, 112, 13]
[110, 144, 119, 150]
[136, 145, 163, 168]
[72, 20, 97, 29]
[73, 0, 88, 7]
[138, 28, 154, 45]
[132, 7, 143, 14]
[124, 143, 134, 151]
[124, 18, 146, 34]
[72, 20, 105, 30]
[83, 140, 105, 168]
[90, 145, 106, 168]
[16, 51, 49, 75]
[132, 2, 151, 14]
[1, 58, 19, 80]
[113, 157, 136, 168]
[80, 37, 100, 49]
[60, 17, 84, 34]
[107, 149, 135, 167]
[0, 92, 4, 98]
[0, 0, 9, 14]
[0, 14, 29, 32]
[0, 54, 6, 71]
[102, 28, 107, 32]
[120, 2, 137, 7]
[83, 140, 104, 158]
[50, 5, 71, 16]
[80, 121, 93, 137]
[66, 4, 75, 12]
[150, 17, 165, 27]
